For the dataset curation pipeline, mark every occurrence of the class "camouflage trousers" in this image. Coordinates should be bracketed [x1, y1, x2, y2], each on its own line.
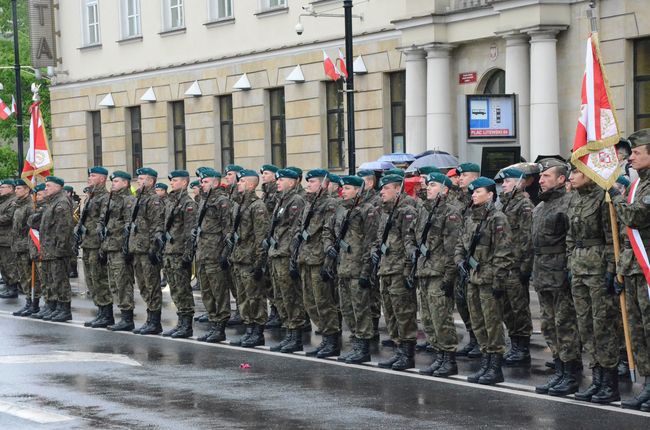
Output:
[0, 246, 18, 284]
[42, 258, 72, 303]
[625, 274, 650, 376]
[502, 271, 533, 337]
[196, 260, 230, 324]
[106, 251, 135, 311]
[82, 248, 111, 306]
[16, 253, 41, 298]
[163, 255, 195, 317]
[380, 274, 418, 343]
[226, 267, 238, 308]
[467, 282, 505, 354]
[536, 288, 580, 362]
[270, 257, 305, 330]
[132, 253, 162, 312]
[339, 277, 373, 340]
[370, 285, 381, 320]
[300, 264, 340, 336]
[418, 276, 458, 352]
[455, 278, 472, 332]
[232, 263, 267, 326]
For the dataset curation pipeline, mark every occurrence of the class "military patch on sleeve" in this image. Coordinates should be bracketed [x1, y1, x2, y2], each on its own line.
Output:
[186, 206, 194, 212]
[153, 200, 160, 206]
[495, 224, 504, 233]
[522, 207, 533, 214]
[221, 203, 228, 208]
[643, 196, 650, 205]
[405, 214, 414, 221]
[448, 214, 459, 221]
[290, 205, 299, 211]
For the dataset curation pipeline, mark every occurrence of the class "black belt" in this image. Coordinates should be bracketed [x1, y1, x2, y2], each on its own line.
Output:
[534, 245, 566, 255]
[574, 239, 605, 249]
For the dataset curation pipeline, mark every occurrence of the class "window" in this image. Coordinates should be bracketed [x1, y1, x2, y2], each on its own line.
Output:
[83, 0, 101, 46]
[326, 81, 344, 169]
[128, 107, 143, 173]
[171, 101, 186, 169]
[634, 38, 650, 130]
[209, 0, 233, 20]
[90, 111, 102, 165]
[163, 0, 185, 30]
[482, 69, 506, 95]
[259, 0, 286, 11]
[121, 0, 141, 38]
[269, 88, 286, 168]
[219, 95, 234, 170]
[389, 72, 406, 153]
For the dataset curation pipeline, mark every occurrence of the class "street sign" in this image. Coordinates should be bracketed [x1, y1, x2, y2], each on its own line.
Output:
[28, 0, 57, 68]
[466, 94, 517, 140]
[459, 72, 477, 84]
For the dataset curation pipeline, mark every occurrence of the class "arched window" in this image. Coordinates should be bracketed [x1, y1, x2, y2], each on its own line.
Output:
[479, 68, 506, 94]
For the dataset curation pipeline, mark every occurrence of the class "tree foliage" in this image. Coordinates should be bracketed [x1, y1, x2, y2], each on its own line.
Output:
[0, 144, 17, 178]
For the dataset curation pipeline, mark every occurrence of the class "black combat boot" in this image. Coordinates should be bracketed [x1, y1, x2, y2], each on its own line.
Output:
[419, 350, 444, 376]
[536, 358, 564, 394]
[193, 312, 207, 322]
[416, 341, 431, 352]
[163, 316, 182, 337]
[392, 342, 416, 371]
[372, 318, 380, 341]
[317, 334, 341, 358]
[591, 367, 620, 404]
[197, 322, 217, 342]
[13, 298, 32, 316]
[22, 297, 40, 316]
[434, 352, 459, 378]
[378, 346, 402, 368]
[458, 331, 480, 358]
[140, 310, 163, 335]
[338, 338, 360, 362]
[205, 321, 226, 343]
[0, 283, 19, 299]
[133, 310, 152, 334]
[505, 336, 531, 366]
[641, 401, 650, 412]
[548, 360, 580, 396]
[231, 325, 253, 347]
[171, 315, 193, 338]
[32, 300, 56, 319]
[621, 377, 650, 410]
[265, 306, 282, 328]
[43, 301, 62, 321]
[280, 329, 303, 353]
[51, 302, 72, 322]
[467, 353, 491, 383]
[242, 325, 265, 348]
[271, 330, 293, 352]
[69, 261, 78, 278]
[478, 353, 504, 385]
[227, 309, 243, 326]
[108, 310, 135, 331]
[84, 306, 102, 327]
[305, 336, 327, 357]
[92, 305, 115, 328]
[574, 365, 603, 401]
[346, 339, 371, 364]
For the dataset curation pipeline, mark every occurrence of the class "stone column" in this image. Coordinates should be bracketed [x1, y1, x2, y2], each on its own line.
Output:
[425, 44, 454, 154]
[403, 47, 427, 155]
[503, 33, 531, 160]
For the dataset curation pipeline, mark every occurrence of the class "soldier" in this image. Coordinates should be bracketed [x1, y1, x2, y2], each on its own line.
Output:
[286, 166, 306, 196]
[224, 164, 244, 326]
[372, 174, 418, 371]
[531, 159, 581, 396]
[0, 179, 18, 299]
[268, 168, 307, 353]
[65, 185, 81, 278]
[190, 180, 201, 203]
[454, 177, 514, 385]
[28, 176, 74, 322]
[29, 184, 50, 319]
[11, 179, 39, 316]
[229, 169, 269, 347]
[128, 167, 165, 335]
[327, 174, 342, 198]
[155, 183, 169, 200]
[495, 168, 535, 366]
[407, 173, 461, 377]
[260, 164, 282, 328]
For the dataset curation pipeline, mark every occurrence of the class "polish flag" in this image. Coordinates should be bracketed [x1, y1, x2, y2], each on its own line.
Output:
[337, 49, 348, 80]
[323, 50, 340, 81]
[21, 101, 53, 187]
[11, 95, 16, 115]
[29, 228, 41, 253]
[0, 97, 11, 120]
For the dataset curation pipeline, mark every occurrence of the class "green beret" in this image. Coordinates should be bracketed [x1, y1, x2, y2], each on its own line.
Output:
[341, 175, 363, 187]
[305, 169, 329, 180]
[417, 166, 441, 175]
[286, 166, 303, 177]
[537, 158, 568, 172]
[468, 177, 496, 192]
[87, 166, 108, 176]
[224, 164, 243, 173]
[136, 167, 158, 178]
[189, 180, 200, 189]
[110, 170, 132, 181]
[34, 183, 46, 192]
[628, 129, 650, 148]
[457, 163, 481, 174]
[168, 170, 190, 181]
[356, 169, 375, 178]
[63, 185, 74, 192]
[0, 179, 15, 186]
[616, 176, 631, 188]
[426, 172, 452, 188]
[154, 183, 168, 191]
[14, 179, 27, 187]
[197, 168, 221, 179]
[237, 169, 259, 180]
[383, 168, 404, 177]
[494, 167, 525, 181]
[276, 168, 299, 180]
[379, 174, 403, 188]
[45, 176, 64, 187]
[328, 174, 342, 186]
[260, 164, 279, 174]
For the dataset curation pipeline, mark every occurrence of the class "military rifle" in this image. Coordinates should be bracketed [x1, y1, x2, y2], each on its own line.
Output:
[123, 187, 144, 262]
[406, 193, 443, 289]
[370, 179, 406, 287]
[97, 190, 114, 265]
[73, 185, 97, 255]
[260, 192, 287, 274]
[161, 187, 187, 251]
[189, 185, 214, 259]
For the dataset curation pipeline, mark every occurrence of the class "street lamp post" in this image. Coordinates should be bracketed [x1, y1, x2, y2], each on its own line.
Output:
[12, 0, 24, 173]
[343, 0, 355, 175]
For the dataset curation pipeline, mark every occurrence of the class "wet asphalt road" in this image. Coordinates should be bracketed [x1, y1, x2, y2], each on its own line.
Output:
[0, 272, 648, 429]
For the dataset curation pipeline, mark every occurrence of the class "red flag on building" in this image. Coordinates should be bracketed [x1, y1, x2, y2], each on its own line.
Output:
[337, 49, 348, 80]
[21, 101, 53, 188]
[570, 32, 620, 189]
[11, 95, 16, 115]
[323, 50, 340, 81]
[0, 97, 11, 120]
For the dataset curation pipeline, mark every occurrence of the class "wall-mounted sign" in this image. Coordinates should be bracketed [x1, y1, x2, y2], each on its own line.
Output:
[28, 0, 57, 68]
[459, 72, 477, 84]
[466, 94, 517, 140]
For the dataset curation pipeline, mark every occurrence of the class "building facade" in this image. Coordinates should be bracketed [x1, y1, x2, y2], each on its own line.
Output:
[48, 0, 650, 189]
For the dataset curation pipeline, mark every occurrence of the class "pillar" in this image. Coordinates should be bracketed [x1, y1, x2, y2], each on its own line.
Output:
[425, 44, 454, 154]
[504, 33, 531, 160]
[403, 48, 427, 155]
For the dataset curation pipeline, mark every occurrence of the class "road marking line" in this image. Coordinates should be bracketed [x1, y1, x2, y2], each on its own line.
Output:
[0, 400, 73, 424]
[0, 351, 141, 367]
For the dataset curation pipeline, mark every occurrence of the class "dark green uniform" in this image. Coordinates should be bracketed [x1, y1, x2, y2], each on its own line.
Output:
[362, 188, 382, 325]
[0, 192, 18, 288]
[11, 194, 35, 297]
[261, 181, 280, 323]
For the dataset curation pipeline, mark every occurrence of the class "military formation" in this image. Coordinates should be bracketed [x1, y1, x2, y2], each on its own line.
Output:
[1, 129, 649, 412]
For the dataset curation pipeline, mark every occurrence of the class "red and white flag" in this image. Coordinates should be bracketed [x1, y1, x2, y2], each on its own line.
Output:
[29, 228, 41, 253]
[0, 97, 11, 120]
[337, 49, 348, 80]
[323, 50, 340, 81]
[21, 101, 53, 188]
[571, 32, 620, 189]
[11, 95, 16, 115]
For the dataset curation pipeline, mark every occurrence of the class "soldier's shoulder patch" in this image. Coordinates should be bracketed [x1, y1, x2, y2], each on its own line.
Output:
[153, 200, 161, 206]
[448, 214, 459, 221]
[405, 213, 414, 221]
[221, 203, 228, 208]
[186, 206, 194, 212]
[522, 207, 533, 215]
[495, 224, 505, 233]
[290, 205, 299, 211]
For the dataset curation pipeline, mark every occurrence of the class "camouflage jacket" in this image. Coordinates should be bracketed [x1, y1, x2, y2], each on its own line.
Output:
[296, 193, 337, 265]
[0, 193, 16, 247]
[405, 196, 461, 284]
[230, 190, 269, 265]
[127, 187, 165, 255]
[362, 188, 380, 206]
[268, 187, 306, 259]
[454, 202, 514, 288]
[531, 186, 572, 291]
[196, 188, 233, 262]
[99, 188, 135, 253]
[613, 168, 650, 276]
[261, 181, 279, 215]
[79, 186, 109, 250]
[29, 189, 73, 260]
[11, 195, 33, 253]
[498, 191, 534, 274]
[163, 190, 197, 257]
[28, 200, 45, 260]
[447, 185, 471, 213]
[373, 198, 418, 277]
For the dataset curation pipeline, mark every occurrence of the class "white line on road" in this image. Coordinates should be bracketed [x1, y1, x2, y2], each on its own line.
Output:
[0, 350, 141, 367]
[0, 400, 73, 424]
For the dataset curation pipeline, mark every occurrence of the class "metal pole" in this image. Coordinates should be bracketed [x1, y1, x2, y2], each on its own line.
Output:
[343, 0, 355, 175]
[12, 0, 24, 174]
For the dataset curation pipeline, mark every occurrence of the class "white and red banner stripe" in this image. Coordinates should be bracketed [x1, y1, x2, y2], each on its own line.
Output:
[323, 50, 340, 81]
[21, 102, 53, 188]
[337, 49, 348, 80]
[626, 179, 650, 299]
[29, 228, 41, 253]
[0, 97, 11, 120]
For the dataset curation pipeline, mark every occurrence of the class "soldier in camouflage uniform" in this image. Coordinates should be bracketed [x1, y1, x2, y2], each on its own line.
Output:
[11, 179, 39, 316]
[406, 173, 461, 377]
[260, 164, 281, 328]
[224, 164, 244, 326]
[495, 168, 534, 366]
[129, 167, 166, 335]
[29, 184, 50, 319]
[0, 179, 18, 299]
[268, 169, 307, 353]
[161, 170, 197, 338]
[531, 159, 581, 396]
[371, 174, 419, 371]
[455, 177, 514, 385]
[229, 169, 269, 347]
[155, 182, 168, 200]
[190, 180, 201, 203]
[610, 129, 650, 411]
